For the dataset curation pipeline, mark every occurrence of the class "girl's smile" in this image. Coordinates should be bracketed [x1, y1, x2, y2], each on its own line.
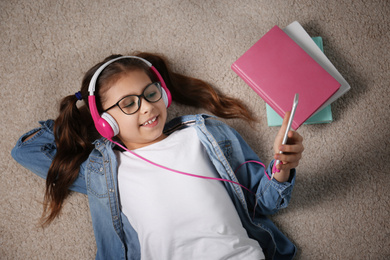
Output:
[140, 116, 158, 127]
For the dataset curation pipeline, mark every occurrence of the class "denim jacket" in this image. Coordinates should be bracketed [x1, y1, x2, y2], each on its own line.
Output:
[12, 114, 296, 260]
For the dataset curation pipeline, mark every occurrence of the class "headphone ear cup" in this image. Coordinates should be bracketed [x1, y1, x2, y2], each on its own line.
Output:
[100, 113, 119, 137]
[93, 112, 119, 139]
[161, 87, 170, 108]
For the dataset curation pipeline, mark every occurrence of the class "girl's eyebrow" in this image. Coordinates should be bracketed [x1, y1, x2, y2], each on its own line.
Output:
[117, 82, 153, 100]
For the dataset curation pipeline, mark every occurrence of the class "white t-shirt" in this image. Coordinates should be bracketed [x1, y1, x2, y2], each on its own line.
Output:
[116, 127, 265, 260]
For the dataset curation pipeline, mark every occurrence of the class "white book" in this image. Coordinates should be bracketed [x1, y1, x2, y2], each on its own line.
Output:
[283, 21, 351, 114]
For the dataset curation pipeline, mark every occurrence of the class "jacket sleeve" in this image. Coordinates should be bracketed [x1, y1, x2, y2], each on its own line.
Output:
[11, 120, 87, 194]
[230, 126, 296, 216]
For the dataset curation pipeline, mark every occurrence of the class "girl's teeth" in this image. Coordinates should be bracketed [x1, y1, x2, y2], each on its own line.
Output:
[143, 117, 156, 126]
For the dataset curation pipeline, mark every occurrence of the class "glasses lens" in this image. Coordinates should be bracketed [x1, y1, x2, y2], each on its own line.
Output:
[144, 82, 162, 102]
[117, 83, 162, 115]
[119, 95, 139, 115]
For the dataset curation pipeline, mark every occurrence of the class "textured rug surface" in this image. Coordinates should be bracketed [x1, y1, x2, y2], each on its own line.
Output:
[1, 0, 389, 259]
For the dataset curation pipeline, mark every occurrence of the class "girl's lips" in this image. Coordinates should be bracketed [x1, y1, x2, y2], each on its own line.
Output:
[140, 116, 158, 127]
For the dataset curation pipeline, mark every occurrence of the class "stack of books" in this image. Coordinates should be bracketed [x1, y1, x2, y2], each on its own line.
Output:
[231, 21, 350, 129]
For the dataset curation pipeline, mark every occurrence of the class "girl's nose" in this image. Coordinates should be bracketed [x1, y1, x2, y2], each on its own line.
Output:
[139, 97, 154, 114]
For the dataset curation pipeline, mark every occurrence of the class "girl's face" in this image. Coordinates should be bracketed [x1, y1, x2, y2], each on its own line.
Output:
[101, 70, 168, 150]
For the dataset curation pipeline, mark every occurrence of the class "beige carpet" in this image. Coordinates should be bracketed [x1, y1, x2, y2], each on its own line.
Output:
[1, 0, 389, 259]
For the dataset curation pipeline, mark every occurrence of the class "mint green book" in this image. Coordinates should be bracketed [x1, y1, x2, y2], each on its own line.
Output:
[266, 36, 333, 127]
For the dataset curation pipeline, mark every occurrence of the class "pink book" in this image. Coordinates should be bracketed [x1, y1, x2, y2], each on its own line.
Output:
[231, 25, 341, 129]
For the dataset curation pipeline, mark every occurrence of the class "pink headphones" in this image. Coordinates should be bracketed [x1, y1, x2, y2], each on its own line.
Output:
[88, 56, 172, 139]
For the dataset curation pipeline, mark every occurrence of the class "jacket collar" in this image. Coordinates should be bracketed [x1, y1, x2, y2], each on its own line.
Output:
[92, 114, 215, 149]
[164, 114, 214, 134]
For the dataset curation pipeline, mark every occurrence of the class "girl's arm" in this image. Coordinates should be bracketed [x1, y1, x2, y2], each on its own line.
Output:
[232, 130, 296, 216]
[253, 111, 304, 215]
[11, 120, 87, 194]
[229, 122, 303, 216]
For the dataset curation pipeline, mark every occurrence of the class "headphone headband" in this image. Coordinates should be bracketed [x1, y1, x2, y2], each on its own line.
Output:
[88, 56, 152, 96]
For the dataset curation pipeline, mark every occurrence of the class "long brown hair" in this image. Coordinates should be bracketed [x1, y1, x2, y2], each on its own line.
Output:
[41, 52, 256, 226]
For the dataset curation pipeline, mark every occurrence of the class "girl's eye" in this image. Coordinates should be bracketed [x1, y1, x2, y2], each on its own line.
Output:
[121, 98, 137, 108]
[123, 101, 135, 108]
[146, 91, 157, 100]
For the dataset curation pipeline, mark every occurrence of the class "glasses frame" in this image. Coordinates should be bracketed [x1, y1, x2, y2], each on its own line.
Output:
[103, 82, 163, 115]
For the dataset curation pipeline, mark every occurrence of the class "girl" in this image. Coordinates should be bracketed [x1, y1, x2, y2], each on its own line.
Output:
[12, 53, 304, 260]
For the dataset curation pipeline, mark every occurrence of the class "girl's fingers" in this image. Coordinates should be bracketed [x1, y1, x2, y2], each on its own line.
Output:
[275, 152, 302, 164]
[279, 143, 304, 153]
[287, 130, 303, 143]
[277, 160, 299, 171]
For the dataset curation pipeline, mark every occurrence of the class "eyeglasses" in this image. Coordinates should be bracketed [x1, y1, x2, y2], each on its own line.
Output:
[103, 82, 163, 115]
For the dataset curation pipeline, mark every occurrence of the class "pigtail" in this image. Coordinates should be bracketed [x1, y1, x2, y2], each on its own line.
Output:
[41, 94, 95, 226]
[136, 52, 256, 122]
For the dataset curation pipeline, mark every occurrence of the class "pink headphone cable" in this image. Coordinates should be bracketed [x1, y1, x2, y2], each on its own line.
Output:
[111, 139, 274, 219]
[111, 140, 271, 196]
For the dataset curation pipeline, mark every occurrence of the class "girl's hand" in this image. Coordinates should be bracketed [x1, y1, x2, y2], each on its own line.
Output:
[272, 111, 304, 182]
